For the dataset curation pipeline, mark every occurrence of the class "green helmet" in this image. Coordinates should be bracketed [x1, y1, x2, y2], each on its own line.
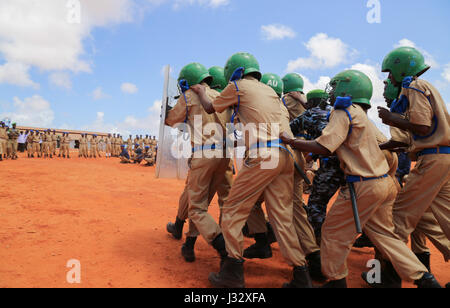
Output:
[209, 66, 227, 92]
[282, 73, 304, 93]
[382, 47, 430, 84]
[307, 89, 329, 102]
[329, 70, 373, 107]
[224, 52, 262, 82]
[178, 63, 212, 87]
[261, 73, 284, 97]
[383, 79, 400, 102]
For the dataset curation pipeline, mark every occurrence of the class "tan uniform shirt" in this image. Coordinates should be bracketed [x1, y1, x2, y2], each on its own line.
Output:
[372, 122, 398, 180]
[402, 79, 450, 153]
[283, 94, 306, 122]
[212, 76, 293, 150]
[166, 83, 230, 148]
[316, 104, 389, 177]
[0, 127, 7, 140]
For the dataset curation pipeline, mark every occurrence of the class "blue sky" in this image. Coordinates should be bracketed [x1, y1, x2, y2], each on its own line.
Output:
[0, 0, 449, 136]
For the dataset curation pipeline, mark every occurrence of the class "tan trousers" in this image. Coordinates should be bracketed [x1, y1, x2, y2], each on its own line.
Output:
[33, 143, 40, 157]
[0, 138, 4, 156]
[106, 144, 112, 155]
[221, 150, 307, 266]
[410, 209, 450, 261]
[41, 142, 50, 156]
[246, 176, 319, 256]
[321, 176, 427, 281]
[246, 201, 268, 235]
[393, 154, 450, 244]
[187, 156, 232, 245]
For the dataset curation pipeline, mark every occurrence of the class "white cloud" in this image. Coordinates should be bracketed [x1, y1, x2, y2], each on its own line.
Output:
[0, 95, 54, 127]
[261, 24, 296, 41]
[286, 33, 357, 72]
[395, 39, 439, 69]
[121, 82, 139, 94]
[0, 0, 144, 87]
[0, 62, 39, 89]
[442, 63, 450, 83]
[49, 72, 72, 90]
[302, 76, 331, 94]
[92, 87, 109, 100]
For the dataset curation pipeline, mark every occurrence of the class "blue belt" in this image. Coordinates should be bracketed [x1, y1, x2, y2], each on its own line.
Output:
[192, 144, 220, 153]
[346, 174, 388, 183]
[417, 146, 450, 157]
[250, 139, 283, 151]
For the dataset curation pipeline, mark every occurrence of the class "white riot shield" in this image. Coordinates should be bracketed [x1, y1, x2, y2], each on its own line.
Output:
[156, 65, 191, 180]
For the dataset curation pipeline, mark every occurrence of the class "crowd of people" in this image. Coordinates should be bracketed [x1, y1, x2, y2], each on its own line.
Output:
[0, 123, 157, 166]
[163, 47, 449, 289]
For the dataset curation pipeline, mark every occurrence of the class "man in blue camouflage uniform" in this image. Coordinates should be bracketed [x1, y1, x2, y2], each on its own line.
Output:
[290, 90, 346, 243]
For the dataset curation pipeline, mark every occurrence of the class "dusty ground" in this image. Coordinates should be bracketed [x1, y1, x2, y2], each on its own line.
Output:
[0, 151, 448, 288]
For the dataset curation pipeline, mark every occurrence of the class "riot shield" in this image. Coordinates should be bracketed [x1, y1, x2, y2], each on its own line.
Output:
[156, 65, 190, 180]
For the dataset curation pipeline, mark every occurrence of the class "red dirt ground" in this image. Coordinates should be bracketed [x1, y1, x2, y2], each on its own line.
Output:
[0, 152, 448, 288]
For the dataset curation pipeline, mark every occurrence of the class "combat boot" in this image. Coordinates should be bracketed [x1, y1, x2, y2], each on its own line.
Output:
[321, 278, 347, 288]
[362, 260, 401, 288]
[266, 222, 277, 244]
[415, 273, 442, 288]
[283, 266, 313, 288]
[415, 252, 431, 272]
[353, 232, 374, 248]
[243, 233, 272, 259]
[181, 237, 197, 263]
[166, 217, 185, 240]
[212, 234, 228, 259]
[446, 282, 449, 288]
[208, 257, 245, 288]
[306, 251, 326, 282]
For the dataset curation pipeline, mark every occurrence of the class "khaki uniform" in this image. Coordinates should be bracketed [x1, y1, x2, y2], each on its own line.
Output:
[90, 138, 97, 158]
[388, 110, 450, 260]
[212, 76, 307, 266]
[0, 127, 7, 157]
[8, 128, 19, 159]
[166, 83, 233, 245]
[127, 138, 134, 153]
[32, 134, 41, 157]
[26, 133, 33, 154]
[105, 137, 112, 155]
[51, 134, 58, 155]
[62, 136, 71, 157]
[316, 103, 428, 281]
[392, 79, 450, 244]
[81, 136, 88, 158]
[245, 97, 319, 256]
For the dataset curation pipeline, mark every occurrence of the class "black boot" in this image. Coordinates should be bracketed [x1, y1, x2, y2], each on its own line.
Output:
[362, 260, 401, 288]
[242, 223, 253, 239]
[208, 257, 245, 288]
[181, 237, 197, 263]
[321, 278, 347, 288]
[243, 233, 272, 259]
[415, 252, 431, 272]
[446, 282, 449, 288]
[306, 251, 326, 282]
[212, 234, 228, 259]
[353, 232, 374, 248]
[283, 266, 313, 288]
[166, 217, 185, 240]
[266, 222, 277, 244]
[414, 273, 442, 288]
